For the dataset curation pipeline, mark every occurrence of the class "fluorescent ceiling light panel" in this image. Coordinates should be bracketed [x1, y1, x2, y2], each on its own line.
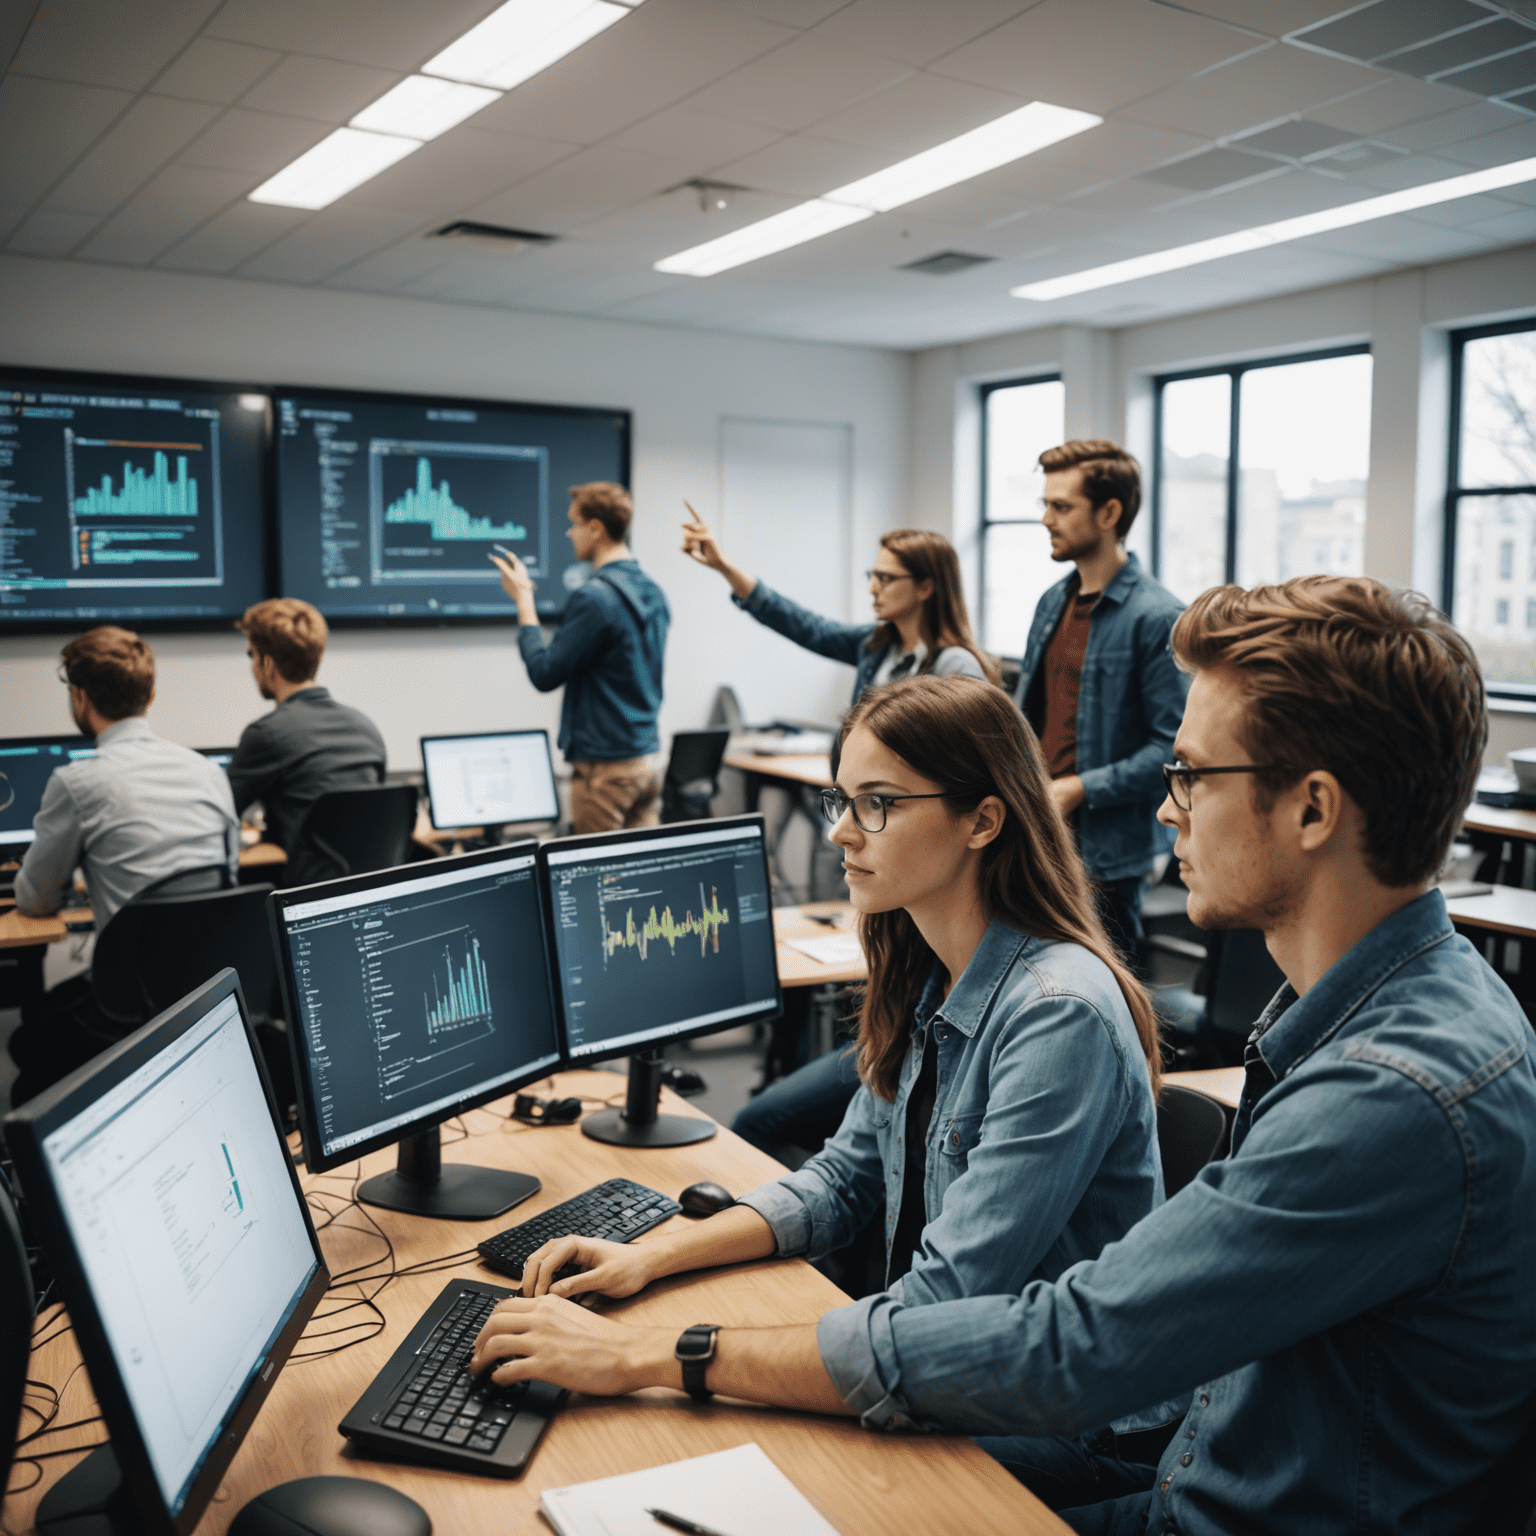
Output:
[423, 0, 636, 91]
[248, 127, 421, 209]
[1013, 153, 1536, 300]
[655, 100, 1100, 278]
[351, 76, 500, 140]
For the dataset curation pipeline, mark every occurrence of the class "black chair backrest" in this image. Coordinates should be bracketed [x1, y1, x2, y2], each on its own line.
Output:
[1208, 929, 1288, 1039]
[662, 729, 730, 824]
[92, 882, 282, 1030]
[1156, 1084, 1229, 1198]
[0, 1179, 33, 1499]
[285, 782, 418, 886]
[706, 685, 743, 734]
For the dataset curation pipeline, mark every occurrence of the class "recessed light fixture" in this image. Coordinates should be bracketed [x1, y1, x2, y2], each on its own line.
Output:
[351, 77, 501, 141]
[249, 128, 421, 210]
[1012, 153, 1536, 300]
[655, 101, 1101, 278]
[423, 0, 641, 92]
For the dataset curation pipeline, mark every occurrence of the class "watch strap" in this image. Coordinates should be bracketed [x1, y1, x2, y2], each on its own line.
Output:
[676, 1323, 720, 1401]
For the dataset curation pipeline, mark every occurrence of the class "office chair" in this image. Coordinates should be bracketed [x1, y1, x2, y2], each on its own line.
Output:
[284, 782, 419, 886]
[1156, 1084, 1229, 1197]
[1157, 928, 1288, 1068]
[997, 656, 1023, 697]
[0, 1177, 33, 1499]
[661, 729, 731, 823]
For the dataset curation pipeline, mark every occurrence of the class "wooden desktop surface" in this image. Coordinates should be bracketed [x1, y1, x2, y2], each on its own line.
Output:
[1462, 804, 1536, 843]
[774, 901, 865, 988]
[1165, 1066, 1245, 1110]
[724, 752, 834, 791]
[13, 1072, 1067, 1536]
[1442, 881, 1536, 938]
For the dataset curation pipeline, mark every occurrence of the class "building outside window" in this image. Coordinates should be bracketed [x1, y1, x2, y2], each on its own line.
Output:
[978, 375, 1065, 658]
[1152, 348, 1373, 605]
[1446, 319, 1536, 698]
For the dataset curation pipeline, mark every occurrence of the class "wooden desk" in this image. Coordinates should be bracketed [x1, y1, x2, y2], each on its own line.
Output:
[14, 1072, 1066, 1536]
[239, 841, 287, 870]
[1442, 882, 1536, 938]
[1165, 1066, 1245, 1110]
[0, 907, 73, 949]
[1462, 804, 1536, 844]
[723, 751, 834, 794]
[774, 901, 865, 988]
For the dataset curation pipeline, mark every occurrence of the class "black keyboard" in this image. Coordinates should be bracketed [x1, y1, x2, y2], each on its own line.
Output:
[339, 1278, 562, 1477]
[477, 1177, 682, 1280]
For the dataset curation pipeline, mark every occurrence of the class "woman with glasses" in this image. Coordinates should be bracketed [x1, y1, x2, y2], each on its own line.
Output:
[681, 508, 1000, 696]
[502, 678, 1167, 1436]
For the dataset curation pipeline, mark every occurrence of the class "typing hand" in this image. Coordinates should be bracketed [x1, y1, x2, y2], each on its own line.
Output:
[520, 1235, 654, 1300]
[469, 1294, 663, 1397]
[489, 550, 535, 604]
[680, 502, 727, 572]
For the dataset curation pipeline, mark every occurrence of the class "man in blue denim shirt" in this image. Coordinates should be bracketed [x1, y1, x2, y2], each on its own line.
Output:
[474, 577, 1536, 1535]
[1017, 442, 1187, 961]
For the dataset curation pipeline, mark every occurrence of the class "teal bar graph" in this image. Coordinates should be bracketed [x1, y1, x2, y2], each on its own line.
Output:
[385, 457, 527, 541]
[74, 451, 199, 518]
[426, 934, 492, 1034]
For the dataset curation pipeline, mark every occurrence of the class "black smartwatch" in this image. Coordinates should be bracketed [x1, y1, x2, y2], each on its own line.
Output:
[675, 1324, 720, 1401]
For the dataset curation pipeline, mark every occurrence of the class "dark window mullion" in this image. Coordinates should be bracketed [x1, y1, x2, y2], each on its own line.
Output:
[1225, 367, 1241, 586]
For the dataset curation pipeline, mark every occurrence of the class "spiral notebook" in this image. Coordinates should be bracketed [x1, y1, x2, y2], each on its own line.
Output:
[539, 1442, 841, 1536]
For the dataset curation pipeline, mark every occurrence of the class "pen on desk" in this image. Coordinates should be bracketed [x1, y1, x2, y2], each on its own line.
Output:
[646, 1509, 737, 1536]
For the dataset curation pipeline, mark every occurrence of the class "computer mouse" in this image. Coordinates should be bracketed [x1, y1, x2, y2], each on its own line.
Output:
[661, 1063, 707, 1098]
[678, 1181, 735, 1217]
[229, 1476, 430, 1536]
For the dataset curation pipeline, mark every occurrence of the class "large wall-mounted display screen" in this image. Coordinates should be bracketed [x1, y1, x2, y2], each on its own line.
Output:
[273, 388, 630, 624]
[0, 369, 269, 632]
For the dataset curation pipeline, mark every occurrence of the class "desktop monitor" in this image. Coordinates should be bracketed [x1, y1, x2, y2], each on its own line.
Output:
[0, 367, 269, 634]
[268, 842, 562, 1219]
[0, 735, 99, 855]
[2, 969, 328, 1536]
[272, 385, 629, 625]
[421, 729, 559, 831]
[539, 815, 782, 1148]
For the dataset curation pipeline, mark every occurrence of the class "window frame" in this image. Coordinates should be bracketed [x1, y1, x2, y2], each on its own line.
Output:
[977, 371, 1062, 654]
[1442, 315, 1536, 705]
[1150, 342, 1371, 588]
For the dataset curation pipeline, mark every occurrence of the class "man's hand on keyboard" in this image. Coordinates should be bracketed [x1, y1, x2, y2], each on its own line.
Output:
[520, 1235, 655, 1300]
[469, 1294, 670, 1398]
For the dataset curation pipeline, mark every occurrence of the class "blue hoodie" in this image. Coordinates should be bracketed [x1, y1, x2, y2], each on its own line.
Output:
[517, 560, 670, 761]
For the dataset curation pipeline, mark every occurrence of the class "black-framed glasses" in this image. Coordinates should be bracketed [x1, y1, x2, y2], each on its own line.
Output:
[1161, 761, 1281, 811]
[819, 787, 948, 832]
[865, 569, 914, 588]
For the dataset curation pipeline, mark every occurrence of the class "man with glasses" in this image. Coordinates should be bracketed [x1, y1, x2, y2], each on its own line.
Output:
[1016, 440, 1186, 966]
[460, 576, 1536, 1535]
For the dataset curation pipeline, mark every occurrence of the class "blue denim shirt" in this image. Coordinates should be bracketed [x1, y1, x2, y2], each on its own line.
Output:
[1016, 554, 1187, 881]
[734, 581, 985, 706]
[817, 892, 1536, 1535]
[517, 561, 670, 761]
[739, 919, 1161, 1323]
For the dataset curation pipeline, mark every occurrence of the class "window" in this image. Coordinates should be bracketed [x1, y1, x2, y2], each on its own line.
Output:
[1152, 348, 1373, 604]
[1446, 319, 1536, 698]
[979, 375, 1065, 657]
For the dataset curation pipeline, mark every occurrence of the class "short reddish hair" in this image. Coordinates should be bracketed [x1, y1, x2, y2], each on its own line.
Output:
[1172, 577, 1486, 888]
[1039, 440, 1142, 539]
[60, 627, 154, 721]
[570, 481, 632, 542]
[238, 598, 327, 683]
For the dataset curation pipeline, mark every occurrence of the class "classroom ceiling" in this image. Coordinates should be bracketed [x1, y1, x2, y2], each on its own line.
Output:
[2, 0, 1536, 351]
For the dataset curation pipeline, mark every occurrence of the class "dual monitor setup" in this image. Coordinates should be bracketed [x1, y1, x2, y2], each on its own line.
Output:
[1, 365, 630, 634]
[3, 814, 780, 1533]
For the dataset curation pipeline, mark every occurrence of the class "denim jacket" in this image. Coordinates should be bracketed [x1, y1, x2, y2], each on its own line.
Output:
[739, 919, 1161, 1322]
[1016, 555, 1187, 881]
[734, 581, 985, 705]
[817, 892, 1536, 1535]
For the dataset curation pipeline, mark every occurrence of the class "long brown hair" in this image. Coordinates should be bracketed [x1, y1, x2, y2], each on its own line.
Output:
[841, 675, 1161, 1101]
[867, 529, 1001, 685]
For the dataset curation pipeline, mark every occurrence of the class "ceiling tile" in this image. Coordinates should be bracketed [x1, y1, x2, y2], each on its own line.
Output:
[1305, 73, 1479, 131]
[5, 206, 99, 256]
[153, 199, 306, 272]
[810, 0, 1035, 68]
[43, 95, 219, 215]
[710, 0, 850, 24]
[1184, 164, 1368, 220]
[238, 54, 400, 123]
[1463, 205, 1536, 240]
[1156, 1, 1357, 37]
[1297, 211, 1494, 258]
[1124, 41, 1387, 137]
[1293, 0, 1491, 62]
[1058, 177, 1184, 216]
[0, 205, 27, 242]
[1407, 189, 1526, 222]
[1379, 98, 1530, 149]
[808, 71, 1025, 155]
[466, 144, 698, 232]
[1380, 18, 1536, 77]
[683, 32, 914, 131]
[1437, 44, 1536, 97]
[10, 0, 219, 91]
[203, 0, 498, 73]
[1434, 111, 1536, 163]
[929, 0, 1261, 115]
[710, 131, 898, 196]
[176, 108, 330, 176]
[237, 203, 429, 281]
[602, 107, 783, 168]
[1231, 118, 1360, 157]
[149, 38, 281, 105]
[1317, 140, 1410, 169]
[1142, 146, 1282, 189]
[0, 75, 131, 204]
[575, 187, 795, 250]
[1035, 119, 1210, 177]
[318, 236, 456, 292]
[348, 128, 577, 216]
[74, 163, 254, 264]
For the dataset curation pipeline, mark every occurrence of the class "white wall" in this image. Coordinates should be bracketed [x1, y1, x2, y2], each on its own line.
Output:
[0, 255, 911, 767]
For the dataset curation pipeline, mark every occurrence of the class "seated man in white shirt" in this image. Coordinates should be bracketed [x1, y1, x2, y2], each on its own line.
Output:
[9, 626, 238, 1105]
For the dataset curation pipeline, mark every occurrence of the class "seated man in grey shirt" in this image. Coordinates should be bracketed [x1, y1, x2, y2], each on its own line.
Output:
[11, 626, 238, 1104]
[228, 598, 386, 881]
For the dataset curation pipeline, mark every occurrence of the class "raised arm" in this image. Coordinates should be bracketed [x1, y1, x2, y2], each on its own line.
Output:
[681, 502, 756, 600]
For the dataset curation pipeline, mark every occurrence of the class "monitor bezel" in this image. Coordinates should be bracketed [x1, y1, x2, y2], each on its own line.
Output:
[537, 813, 784, 1066]
[0, 732, 102, 853]
[0, 363, 274, 637]
[267, 841, 564, 1175]
[0, 968, 329, 1536]
[269, 381, 632, 630]
[419, 727, 560, 832]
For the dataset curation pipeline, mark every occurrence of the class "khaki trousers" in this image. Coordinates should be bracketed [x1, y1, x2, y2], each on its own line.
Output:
[568, 756, 663, 835]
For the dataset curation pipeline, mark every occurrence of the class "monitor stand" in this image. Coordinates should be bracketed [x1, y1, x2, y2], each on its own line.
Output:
[37, 1443, 140, 1534]
[582, 1049, 717, 1148]
[357, 1125, 540, 1220]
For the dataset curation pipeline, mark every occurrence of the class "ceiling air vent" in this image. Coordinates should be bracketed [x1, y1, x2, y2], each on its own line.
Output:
[428, 221, 556, 252]
[898, 250, 996, 277]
